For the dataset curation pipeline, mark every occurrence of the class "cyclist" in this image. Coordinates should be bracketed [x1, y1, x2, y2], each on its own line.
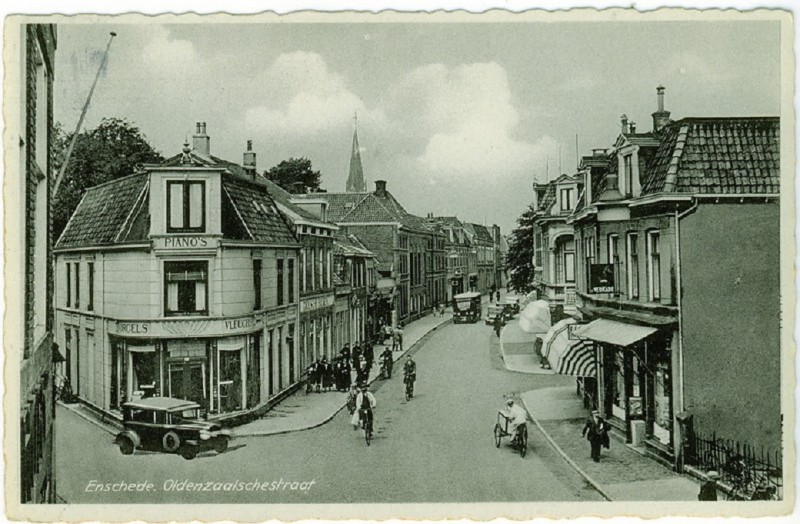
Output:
[503, 398, 528, 444]
[403, 356, 416, 396]
[351, 384, 376, 431]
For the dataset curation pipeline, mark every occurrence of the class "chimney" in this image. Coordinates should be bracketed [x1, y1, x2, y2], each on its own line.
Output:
[243, 140, 257, 178]
[651, 85, 671, 132]
[620, 114, 629, 134]
[375, 180, 387, 197]
[629, 121, 637, 134]
[192, 121, 210, 156]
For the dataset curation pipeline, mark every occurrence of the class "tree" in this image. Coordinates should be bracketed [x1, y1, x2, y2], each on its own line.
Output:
[506, 204, 537, 294]
[264, 157, 323, 193]
[53, 118, 164, 239]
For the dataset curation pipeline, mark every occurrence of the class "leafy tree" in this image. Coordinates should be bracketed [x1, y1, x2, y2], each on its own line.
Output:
[506, 204, 537, 294]
[264, 157, 323, 193]
[53, 118, 163, 239]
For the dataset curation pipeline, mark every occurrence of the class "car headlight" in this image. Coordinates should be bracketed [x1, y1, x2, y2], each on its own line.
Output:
[199, 430, 211, 440]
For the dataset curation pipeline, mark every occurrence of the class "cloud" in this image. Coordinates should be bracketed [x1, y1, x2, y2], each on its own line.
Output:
[245, 51, 384, 137]
[140, 26, 200, 75]
[402, 62, 554, 180]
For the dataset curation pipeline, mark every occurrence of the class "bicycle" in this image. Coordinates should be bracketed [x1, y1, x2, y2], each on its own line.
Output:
[360, 408, 374, 446]
[404, 375, 414, 400]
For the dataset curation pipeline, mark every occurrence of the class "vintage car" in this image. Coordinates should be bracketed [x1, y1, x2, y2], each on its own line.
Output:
[502, 295, 522, 315]
[452, 291, 482, 324]
[485, 304, 507, 325]
[115, 397, 232, 460]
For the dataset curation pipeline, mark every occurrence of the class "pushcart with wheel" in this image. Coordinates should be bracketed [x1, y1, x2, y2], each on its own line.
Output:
[494, 411, 527, 458]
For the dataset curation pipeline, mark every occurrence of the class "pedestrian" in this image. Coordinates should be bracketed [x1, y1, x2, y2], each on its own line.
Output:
[393, 325, 404, 352]
[698, 471, 720, 501]
[315, 358, 326, 392]
[351, 343, 362, 371]
[581, 409, 609, 462]
[340, 343, 351, 362]
[356, 355, 369, 385]
[363, 342, 374, 374]
[308, 359, 321, 393]
[341, 359, 352, 391]
[495, 290, 500, 303]
[493, 314, 503, 338]
[380, 346, 394, 378]
[321, 357, 334, 391]
[383, 323, 393, 344]
[439, 302, 446, 317]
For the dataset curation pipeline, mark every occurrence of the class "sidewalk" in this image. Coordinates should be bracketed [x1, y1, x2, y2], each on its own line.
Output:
[498, 317, 554, 375]
[521, 386, 701, 501]
[235, 310, 452, 437]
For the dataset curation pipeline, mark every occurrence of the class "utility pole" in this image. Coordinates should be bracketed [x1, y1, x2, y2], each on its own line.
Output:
[575, 134, 580, 170]
[53, 31, 117, 197]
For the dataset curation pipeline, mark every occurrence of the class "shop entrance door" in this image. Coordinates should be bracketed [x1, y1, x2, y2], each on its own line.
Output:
[168, 361, 206, 406]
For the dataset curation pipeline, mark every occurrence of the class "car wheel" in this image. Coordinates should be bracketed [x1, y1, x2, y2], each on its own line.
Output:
[163, 431, 181, 452]
[118, 437, 135, 456]
[214, 437, 229, 454]
[180, 445, 197, 460]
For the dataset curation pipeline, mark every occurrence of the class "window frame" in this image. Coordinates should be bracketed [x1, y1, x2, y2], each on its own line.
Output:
[627, 233, 639, 300]
[608, 234, 620, 295]
[87, 262, 95, 311]
[277, 258, 285, 306]
[560, 187, 574, 211]
[253, 259, 262, 310]
[647, 231, 661, 302]
[166, 180, 207, 233]
[163, 260, 209, 317]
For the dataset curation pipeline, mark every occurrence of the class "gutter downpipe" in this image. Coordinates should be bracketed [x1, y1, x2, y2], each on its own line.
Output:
[674, 199, 699, 416]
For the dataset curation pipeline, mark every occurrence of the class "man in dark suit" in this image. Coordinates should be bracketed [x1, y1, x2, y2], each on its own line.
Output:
[582, 409, 609, 462]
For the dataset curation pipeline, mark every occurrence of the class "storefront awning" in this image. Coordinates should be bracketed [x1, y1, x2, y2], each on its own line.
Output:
[542, 319, 595, 377]
[573, 318, 657, 347]
[218, 336, 245, 352]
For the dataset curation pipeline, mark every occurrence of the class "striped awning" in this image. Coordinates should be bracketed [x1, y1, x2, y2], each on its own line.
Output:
[542, 319, 596, 377]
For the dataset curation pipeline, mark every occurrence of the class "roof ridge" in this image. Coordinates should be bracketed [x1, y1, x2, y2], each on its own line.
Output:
[116, 180, 149, 243]
[222, 184, 254, 241]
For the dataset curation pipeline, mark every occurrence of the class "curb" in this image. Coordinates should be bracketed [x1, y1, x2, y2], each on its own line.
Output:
[235, 316, 452, 438]
[520, 395, 613, 501]
[58, 401, 119, 436]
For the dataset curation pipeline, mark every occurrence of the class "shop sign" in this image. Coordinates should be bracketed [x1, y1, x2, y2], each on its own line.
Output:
[300, 294, 335, 313]
[156, 236, 216, 250]
[111, 314, 262, 338]
[589, 264, 615, 293]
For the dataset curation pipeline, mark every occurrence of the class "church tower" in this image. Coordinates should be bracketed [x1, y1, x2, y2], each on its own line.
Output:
[345, 113, 366, 192]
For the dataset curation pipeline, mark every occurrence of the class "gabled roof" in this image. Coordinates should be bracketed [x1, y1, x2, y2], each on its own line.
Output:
[538, 183, 557, 213]
[641, 117, 780, 195]
[470, 223, 494, 243]
[57, 173, 150, 248]
[430, 216, 462, 228]
[294, 190, 432, 234]
[221, 174, 298, 244]
[334, 232, 375, 258]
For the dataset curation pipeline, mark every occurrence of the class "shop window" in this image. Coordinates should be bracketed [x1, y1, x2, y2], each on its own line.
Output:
[164, 261, 208, 316]
[277, 259, 284, 306]
[627, 233, 639, 299]
[167, 180, 205, 233]
[130, 348, 158, 397]
[648, 231, 661, 301]
[612, 351, 627, 420]
[253, 259, 262, 310]
[218, 346, 243, 412]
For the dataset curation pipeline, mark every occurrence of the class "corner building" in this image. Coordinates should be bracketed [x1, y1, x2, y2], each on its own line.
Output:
[55, 135, 300, 420]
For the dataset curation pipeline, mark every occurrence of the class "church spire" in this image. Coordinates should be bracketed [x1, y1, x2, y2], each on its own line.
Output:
[346, 112, 366, 192]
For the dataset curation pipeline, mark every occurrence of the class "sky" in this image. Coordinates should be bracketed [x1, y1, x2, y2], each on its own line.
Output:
[53, 18, 781, 233]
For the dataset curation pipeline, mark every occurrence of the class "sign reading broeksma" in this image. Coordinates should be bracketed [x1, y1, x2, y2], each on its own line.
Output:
[589, 264, 615, 294]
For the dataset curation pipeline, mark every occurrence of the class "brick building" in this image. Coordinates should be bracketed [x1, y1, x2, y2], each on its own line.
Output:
[568, 88, 781, 469]
[13, 23, 58, 503]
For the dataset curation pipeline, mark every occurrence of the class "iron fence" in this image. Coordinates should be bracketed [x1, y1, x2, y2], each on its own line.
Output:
[688, 431, 782, 500]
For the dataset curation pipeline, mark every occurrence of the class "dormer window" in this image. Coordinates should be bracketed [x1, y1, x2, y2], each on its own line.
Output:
[167, 180, 206, 233]
[560, 188, 574, 211]
[623, 154, 633, 198]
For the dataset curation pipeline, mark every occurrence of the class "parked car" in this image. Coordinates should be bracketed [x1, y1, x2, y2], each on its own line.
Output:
[115, 397, 232, 460]
[485, 304, 507, 325]
[452, 291, 482, 324]
[503, 295, 522, 315]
